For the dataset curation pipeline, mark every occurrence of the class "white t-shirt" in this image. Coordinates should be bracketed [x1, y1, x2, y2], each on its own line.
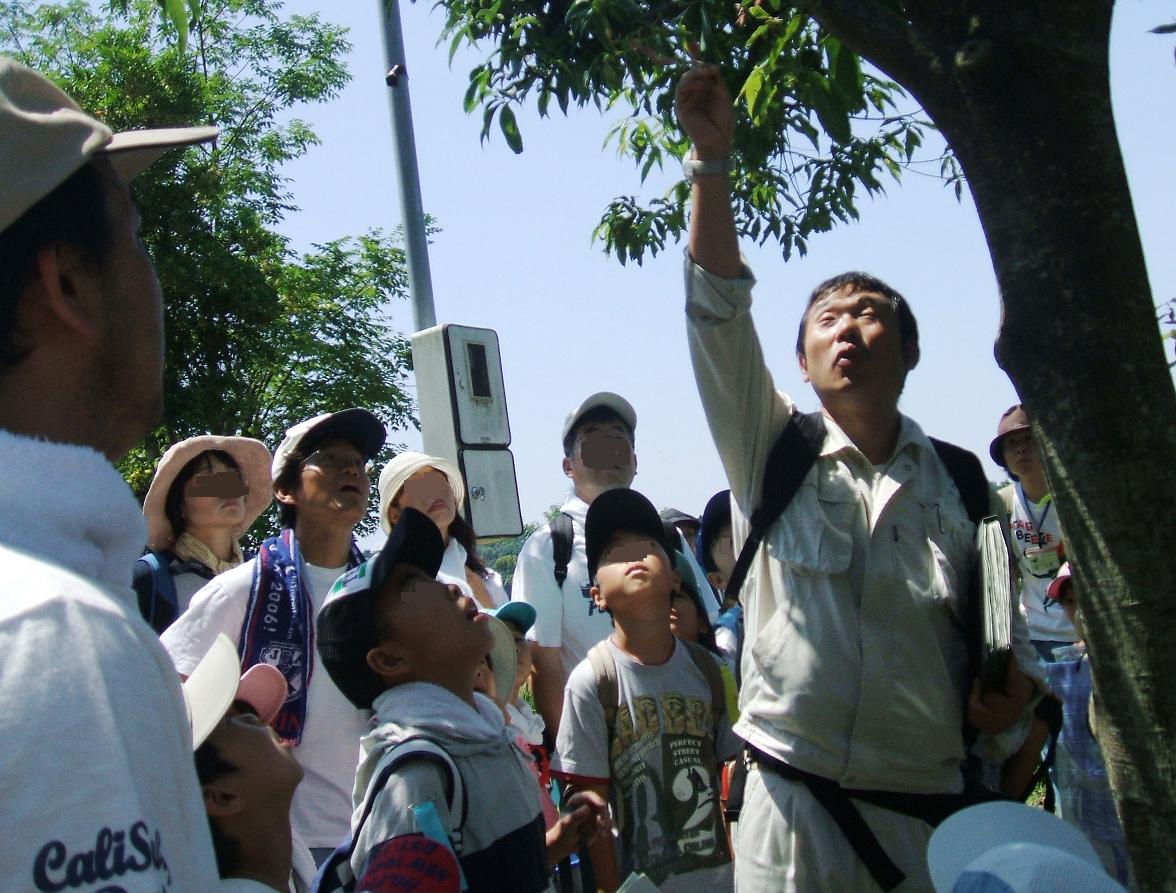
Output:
[0, 430, 228, 892]
[162, 556, 371, 849]
[437, 537, 508, 609]
[1010, 485, 1076, 642]
[512, 496, 613, 678]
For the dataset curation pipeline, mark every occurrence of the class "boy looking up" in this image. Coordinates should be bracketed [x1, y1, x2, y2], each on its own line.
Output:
[315, 508, 605, 893]
[553, 488, 737, 892]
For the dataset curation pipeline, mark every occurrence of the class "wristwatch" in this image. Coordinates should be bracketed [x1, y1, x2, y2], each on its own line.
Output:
[682, 154, 733, 182]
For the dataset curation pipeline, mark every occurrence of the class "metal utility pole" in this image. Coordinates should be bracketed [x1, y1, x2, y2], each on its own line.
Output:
[377, 0, 436, 332]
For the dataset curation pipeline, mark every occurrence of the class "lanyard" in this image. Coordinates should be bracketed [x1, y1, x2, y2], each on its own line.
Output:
[1019, 485, 1052, 541]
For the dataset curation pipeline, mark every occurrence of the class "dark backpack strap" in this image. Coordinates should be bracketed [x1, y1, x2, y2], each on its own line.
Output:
[135, 551, 178, 634]
[725, 410, 826, 602]
[929, 438, 990, 525]
[587, 640, 620, 743]
[549, 512, 574, 589]
[682, 640, 726, 726]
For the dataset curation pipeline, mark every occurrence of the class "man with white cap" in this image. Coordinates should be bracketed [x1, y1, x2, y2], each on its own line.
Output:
[514, 394, 714, 736]
[0, 57, 229, 889]
[511, 392, 640, 737]
[163, 408, 386, 862]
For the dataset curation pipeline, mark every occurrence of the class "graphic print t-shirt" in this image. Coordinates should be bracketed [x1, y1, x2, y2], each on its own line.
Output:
[554, 639, 738, 888]
[1009, 486, 1075, 641]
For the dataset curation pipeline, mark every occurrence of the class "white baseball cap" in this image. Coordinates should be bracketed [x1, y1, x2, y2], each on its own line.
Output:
[927, 802, 1104, 892]
[0, 57, 218, 234]
[561, 391, 637, 443]
[271, 409, 386, 481]
[181, 634, 288, 749]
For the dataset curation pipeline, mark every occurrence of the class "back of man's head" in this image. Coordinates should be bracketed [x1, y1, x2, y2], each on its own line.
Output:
[0, 58, 215, 457]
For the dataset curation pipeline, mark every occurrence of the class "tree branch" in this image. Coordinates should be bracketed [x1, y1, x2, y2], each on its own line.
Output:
[792, 0, 943, 98]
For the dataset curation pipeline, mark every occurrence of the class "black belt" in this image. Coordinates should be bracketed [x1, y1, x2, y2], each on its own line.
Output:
[747, 746, 1002, 891]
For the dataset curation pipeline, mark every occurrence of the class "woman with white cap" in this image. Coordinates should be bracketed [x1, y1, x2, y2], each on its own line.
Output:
[378, 451, 508, 609]
[134, 435, 272, 633]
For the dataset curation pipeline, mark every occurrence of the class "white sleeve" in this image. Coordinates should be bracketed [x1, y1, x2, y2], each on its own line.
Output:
[511, 528, 564, 648]
[684, 252, 796, 518]
[551, 661, 610, 782]
[161, 566, 251, 675]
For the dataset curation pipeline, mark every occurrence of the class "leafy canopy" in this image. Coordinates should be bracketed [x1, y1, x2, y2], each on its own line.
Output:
[1, 0, 418, 538]
[436, 0, 959, 262]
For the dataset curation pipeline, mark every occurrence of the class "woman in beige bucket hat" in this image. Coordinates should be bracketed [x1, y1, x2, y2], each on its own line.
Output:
[134, 435, 272, 632]
[378, 450, 508, 610]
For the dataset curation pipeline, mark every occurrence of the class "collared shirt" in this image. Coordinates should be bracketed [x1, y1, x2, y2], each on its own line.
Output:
[684, 255, 1042, 794]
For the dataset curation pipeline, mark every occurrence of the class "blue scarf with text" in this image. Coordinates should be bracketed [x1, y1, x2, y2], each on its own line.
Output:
[238, 528, 364, 744]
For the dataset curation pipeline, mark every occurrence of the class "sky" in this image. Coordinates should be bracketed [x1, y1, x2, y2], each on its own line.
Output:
[276, 0, 1175, 537]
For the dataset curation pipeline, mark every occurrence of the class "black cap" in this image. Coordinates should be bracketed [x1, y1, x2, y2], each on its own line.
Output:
[316, 508, 445, 709]
[585, 488, 673, 581]
[696, 490, 732, 573]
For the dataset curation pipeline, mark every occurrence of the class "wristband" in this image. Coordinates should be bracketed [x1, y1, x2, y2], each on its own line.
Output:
[683, 154, 733, 182]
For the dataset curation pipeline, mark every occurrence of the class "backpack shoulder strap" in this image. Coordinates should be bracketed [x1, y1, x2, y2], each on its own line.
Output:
[929, 438, 989, 525]
[725, 410, 826, 601]
[136, 551, 178, 634]
[311, 736, 466, 893]
[682, 640, 726, 724]
[587, 639, 620, 743]
[549, 512, 575, 589]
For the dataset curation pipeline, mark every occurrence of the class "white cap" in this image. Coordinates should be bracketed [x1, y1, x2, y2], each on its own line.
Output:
[271, 409, 386, 481]
[927, 802, 1103, 893]
[0, 57, 217, 233]
[948, 842, 1126, 892]
[561, 391, 637, 443]
[377, 451, 466, 535]
[182, 634, 289, 750]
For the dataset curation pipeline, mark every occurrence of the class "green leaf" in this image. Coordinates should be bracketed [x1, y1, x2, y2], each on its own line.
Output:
[740, 67, 766, 119]
[164, 0, 189, 52]
[499, 105, 523, 153]
[808, 78, 852, 144]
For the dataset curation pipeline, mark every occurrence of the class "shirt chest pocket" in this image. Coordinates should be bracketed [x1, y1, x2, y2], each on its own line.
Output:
[893, 500, 974, 606]
[764, 473, 857, 574]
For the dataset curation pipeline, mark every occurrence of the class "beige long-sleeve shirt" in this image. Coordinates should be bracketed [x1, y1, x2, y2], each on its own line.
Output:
[684, 255, 1042, 795]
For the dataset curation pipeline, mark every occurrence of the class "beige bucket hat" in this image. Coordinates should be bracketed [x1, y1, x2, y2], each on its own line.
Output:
[143, 435, 273, 551]
[0, 56, 218, 234]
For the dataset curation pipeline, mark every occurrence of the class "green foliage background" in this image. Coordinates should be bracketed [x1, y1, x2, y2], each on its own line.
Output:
[434, 0, 960, 263]
[1, 0, 419, 540]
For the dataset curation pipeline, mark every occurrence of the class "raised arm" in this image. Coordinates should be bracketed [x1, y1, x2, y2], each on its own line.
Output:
[676, 65, 795, 515]
[677, 65, 741, 278]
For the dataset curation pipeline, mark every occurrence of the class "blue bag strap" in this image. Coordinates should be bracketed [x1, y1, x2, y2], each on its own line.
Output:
[137, 551, 177, 633]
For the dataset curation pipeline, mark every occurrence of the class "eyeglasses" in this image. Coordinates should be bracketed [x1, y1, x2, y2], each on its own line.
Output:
[301, 451, 373, 475]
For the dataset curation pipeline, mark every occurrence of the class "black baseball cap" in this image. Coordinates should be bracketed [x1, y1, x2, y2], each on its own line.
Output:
[585, 488, 673, 580]
[316, 508, 445, 709]
[696, 490, 733, 573]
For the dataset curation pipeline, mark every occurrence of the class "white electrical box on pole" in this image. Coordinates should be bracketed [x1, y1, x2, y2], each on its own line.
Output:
[377, 0, 523, 537]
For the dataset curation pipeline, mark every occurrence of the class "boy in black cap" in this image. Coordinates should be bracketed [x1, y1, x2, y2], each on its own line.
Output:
[316, 508, 607, 893]
[552, 488, 738, 892]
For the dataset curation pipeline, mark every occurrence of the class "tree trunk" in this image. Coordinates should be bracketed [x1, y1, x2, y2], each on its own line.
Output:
[798, 1, 1176, 886]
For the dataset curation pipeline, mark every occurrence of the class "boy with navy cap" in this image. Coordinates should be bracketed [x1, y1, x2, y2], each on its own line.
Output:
[316, 509, 607, 893]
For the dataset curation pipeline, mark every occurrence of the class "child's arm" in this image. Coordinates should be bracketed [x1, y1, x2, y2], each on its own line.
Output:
[569, 780, 619, 893]
[545, 788, 611, 867]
